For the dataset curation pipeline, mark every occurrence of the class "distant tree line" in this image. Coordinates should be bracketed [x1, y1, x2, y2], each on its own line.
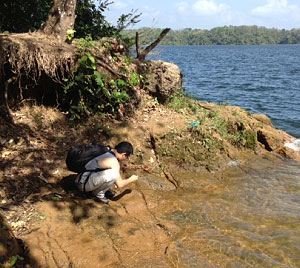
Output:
[122, 26, 300, 46]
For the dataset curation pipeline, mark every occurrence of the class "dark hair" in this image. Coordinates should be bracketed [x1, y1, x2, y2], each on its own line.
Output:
[115, 141, 133, 156]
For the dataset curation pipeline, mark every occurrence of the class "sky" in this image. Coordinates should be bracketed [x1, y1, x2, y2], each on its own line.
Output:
[103, 0, 300, 30]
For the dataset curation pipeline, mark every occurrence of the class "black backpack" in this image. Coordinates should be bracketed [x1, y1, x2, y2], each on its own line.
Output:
[66, 144, 111, 173]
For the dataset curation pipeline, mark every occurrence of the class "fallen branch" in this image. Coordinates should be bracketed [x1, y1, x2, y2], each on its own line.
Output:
[137, 28, 170, 61]
[94, 56, 128, 79]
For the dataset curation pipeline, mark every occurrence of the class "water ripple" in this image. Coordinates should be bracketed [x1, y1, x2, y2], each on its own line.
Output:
[165, 158, 300, 267]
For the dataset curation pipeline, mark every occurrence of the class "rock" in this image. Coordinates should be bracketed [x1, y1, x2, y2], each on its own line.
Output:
[99, 37, 130, 56]
[252, 113, 274, 127]
[257, 129, 283, 151]
[257, 128, 299, 162]
[138, 174, 176, 191]
[145, 60, 182, 103]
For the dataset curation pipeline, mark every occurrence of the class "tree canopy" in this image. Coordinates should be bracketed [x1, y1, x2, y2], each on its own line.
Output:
[0, 0, 52, 33]
[123, 26, 300, 46]
[0, 0, 140, 40]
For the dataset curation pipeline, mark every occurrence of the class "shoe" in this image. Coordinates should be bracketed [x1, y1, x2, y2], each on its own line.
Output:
[93, 196, 109, 204]
[85, 192, 94, 199]
[105, 190, 116, 199]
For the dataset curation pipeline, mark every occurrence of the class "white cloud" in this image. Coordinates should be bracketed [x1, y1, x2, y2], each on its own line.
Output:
[252, 0, 300, 16]
[192, 0, 231, 16]
[250, 0, 300, 28]
[176, 1, 189, 13]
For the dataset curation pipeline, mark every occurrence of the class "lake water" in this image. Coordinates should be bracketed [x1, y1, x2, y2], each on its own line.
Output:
[164, 157, 300, 268]
[148, 45, 300, 138]
[148, 45, 300, 267]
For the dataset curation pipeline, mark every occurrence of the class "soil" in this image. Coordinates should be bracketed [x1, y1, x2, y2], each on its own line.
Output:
[0, 95, 299, 267]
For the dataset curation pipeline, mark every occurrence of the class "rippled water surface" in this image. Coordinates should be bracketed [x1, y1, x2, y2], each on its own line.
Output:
[149, 45, 300, 138]
[164, 158, 300, 267]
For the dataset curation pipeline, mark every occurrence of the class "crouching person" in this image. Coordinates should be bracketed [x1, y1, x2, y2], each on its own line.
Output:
[75, 141, 138, 204]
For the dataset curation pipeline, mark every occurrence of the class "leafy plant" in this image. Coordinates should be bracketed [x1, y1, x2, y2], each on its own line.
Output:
[185, 104, 257, 150]
[153, 97, 159, 104]
[0, 0, 52, 33]
[64, 45, 132, 119]
[10, 255, 18, 267]
[66, 29, 76, 42]
[116, 79, 127, 87]
[129, 73, 140, 86]
[228, 122, 257, 149]
[76, 34, 97, 49]
[123, 56, 133, 65]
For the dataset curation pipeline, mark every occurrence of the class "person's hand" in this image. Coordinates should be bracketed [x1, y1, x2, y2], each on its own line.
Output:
[120, 163, 128, 172]
[129, 175, 138, 182]
[120, 163, 128, 169]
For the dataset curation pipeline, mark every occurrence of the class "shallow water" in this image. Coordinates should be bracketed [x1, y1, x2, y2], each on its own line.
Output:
[164, 158, 300, 267]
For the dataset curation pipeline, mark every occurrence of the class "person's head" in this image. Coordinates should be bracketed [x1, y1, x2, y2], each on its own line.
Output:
[114, 141, 134, 161]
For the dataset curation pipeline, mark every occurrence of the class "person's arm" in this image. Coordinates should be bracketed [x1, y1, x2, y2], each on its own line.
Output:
[98, 157, 138, 188]
[115, 174, 138, 188]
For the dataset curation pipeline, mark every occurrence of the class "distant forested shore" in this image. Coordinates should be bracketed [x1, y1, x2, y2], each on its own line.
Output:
[122, 26, 300, 46]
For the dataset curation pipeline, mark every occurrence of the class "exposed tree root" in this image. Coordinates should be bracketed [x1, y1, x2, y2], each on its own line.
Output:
[0, 33, 76, 84]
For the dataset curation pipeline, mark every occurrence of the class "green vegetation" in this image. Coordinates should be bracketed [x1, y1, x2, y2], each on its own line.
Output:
[167, 89, 203, 114]
[65, 29, 76, 42]
[74, 0, 141, 40]
[188, 109, 257, 150]
[0, 0, 140, 40]
[0, 1, 143, 121]
[0, 0, 52, 33]
[122, 26, 300, 46]
[158, 91, 258, 168]
[63, 37, 140, 119]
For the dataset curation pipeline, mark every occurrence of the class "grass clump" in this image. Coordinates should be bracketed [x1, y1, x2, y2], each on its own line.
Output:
[164, 91, 258, 165]
[156, 128, 224, 168]
[167, 89, 203, 114]
[199, 111, 257, 149]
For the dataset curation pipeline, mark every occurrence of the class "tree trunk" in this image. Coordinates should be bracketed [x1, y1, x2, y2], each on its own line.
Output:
[38, 0, 77, 40]
[135, 32, 141, 59]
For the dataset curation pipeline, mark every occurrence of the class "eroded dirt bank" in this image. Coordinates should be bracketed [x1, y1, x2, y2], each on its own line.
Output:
[1, 97, 299, 267]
